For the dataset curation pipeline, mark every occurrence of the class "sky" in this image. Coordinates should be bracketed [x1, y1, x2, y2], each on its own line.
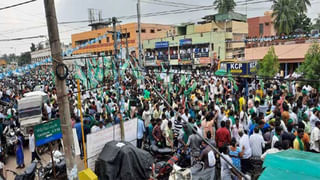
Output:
[0, 0, 319, 56]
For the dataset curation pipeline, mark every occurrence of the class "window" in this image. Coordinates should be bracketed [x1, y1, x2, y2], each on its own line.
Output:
[150, 29, 155, 33]
[157, 29, 162, 31]
[259, 23, 264, 35]
[213, 28, 218, 32]
[226, 28, 232, 32]
[142, 29, 146, 33]
[265, 22, 269, 26]
[200, 33, 203, 37]
[99, 40, 101, 44]
[106, 37, 110, 42]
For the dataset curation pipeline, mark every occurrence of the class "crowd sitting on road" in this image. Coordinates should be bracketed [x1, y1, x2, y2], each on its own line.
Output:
[0, 61, 319, 179]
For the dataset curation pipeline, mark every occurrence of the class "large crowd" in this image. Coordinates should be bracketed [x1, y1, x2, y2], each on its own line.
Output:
[0, 59, 319, 179]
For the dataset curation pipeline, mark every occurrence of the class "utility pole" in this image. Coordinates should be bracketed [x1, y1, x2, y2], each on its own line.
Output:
[112, 17, 125, 141]
[125, 28, 129, 59]
[137, 0, 142, 66]
[43, 0, 77, 179]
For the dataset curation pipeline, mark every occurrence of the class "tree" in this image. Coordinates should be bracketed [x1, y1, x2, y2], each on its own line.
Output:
[213, 0, 236, 14]
[272, 0, 298, 35]
[293, 13, 312, 34]
[18, 52, 31, 66]
[314, 14, 320, 30]
[8, 53, 16, 63]
[258, 46, 280, 77]
[37, 43, 44, 50]
[297, 43, 320, 88]
[30, 43, 36, 52]
[295, 0, 311, 13]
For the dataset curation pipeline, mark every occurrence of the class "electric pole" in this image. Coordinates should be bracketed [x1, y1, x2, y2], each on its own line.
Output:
[43, 0, 77, 179]
[112, 17, 125, 141]
[125, 28, 129, 59]
[137, 0, 142, 66]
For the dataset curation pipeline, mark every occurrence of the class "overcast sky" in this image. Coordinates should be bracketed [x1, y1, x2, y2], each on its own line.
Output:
[0, 0, 319, 56]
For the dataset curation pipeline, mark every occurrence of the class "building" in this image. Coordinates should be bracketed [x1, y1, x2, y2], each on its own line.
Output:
[0, 59, 6, 67]
[31, 41, 71, 64]
[245, 39, 320, 76]
[247, 11, 276, 38]
[71, 23, 173, 56]
[143, 12, 248, 68]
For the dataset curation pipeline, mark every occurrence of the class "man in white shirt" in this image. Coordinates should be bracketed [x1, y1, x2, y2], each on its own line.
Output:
[310, 121, 320, 153]
[239, 129, 252, 174]
[29, 129, 40, 162]
[250, 127, 265, 157]
[310, 108, 320, 130]
[272, 126, 282, 148]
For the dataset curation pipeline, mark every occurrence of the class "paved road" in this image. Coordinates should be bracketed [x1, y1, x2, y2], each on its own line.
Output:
[3, 146, 84, 180]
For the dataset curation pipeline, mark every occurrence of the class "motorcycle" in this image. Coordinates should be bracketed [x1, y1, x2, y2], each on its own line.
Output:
[6, 162, 37, 180]
[41, 151, 67, 179]
[5, 128, 18, 155]
[145, 144, 174, 162]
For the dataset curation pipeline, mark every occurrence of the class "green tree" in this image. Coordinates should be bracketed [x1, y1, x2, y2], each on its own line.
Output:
[30, 43, 36, 52]
[258, 46, 280, 77]
[18, 52, 31, 66]
[293, 13, 312, 34]
[297, 43, 320, 88]
[295, 0, 311, 13]
[272, 0, 298, 35]
[314, 14, 320, 30]
[213, 0, 236, 14]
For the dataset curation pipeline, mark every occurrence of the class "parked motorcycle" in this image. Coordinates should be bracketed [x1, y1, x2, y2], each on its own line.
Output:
[6, 162, 37, 180]
[5, 128, 18, 155]
[41, 151, 66, 179]
[146, 144, 174, 162]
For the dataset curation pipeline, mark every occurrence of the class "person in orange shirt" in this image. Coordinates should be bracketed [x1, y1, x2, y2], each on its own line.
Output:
[294, 122, 310, 150]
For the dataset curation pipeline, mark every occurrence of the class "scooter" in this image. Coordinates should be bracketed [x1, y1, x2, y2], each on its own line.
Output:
[148, 144, 174, 162]
[6, 162, 37, 180]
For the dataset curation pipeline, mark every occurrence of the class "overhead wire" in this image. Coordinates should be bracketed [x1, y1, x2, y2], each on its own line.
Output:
[0, 0, 37, 11]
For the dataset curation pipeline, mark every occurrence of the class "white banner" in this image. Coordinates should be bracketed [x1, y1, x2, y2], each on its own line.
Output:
[86, 118, 138, 170]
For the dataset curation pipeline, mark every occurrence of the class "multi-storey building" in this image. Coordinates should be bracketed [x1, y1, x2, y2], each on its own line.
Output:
[143, 12, 248, 68]
[247, 11, 276, 38]
[71, 23, 173, 56]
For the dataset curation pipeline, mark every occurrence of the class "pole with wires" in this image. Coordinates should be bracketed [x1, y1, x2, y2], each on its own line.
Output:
[43, 0, 77, 179]
[137, 0, 143, 66]
[112, 17, 125, 141]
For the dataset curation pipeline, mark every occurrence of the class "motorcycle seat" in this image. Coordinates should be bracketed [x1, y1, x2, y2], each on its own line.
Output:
[157, 147, 172, 154]
[24, 162, 37, 175]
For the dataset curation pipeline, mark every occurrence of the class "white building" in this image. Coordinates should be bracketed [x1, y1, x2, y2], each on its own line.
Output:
[30, 42, 71, 64]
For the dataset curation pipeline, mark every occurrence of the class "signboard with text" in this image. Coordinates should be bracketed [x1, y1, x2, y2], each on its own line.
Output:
[248, 61, 258, 75]
[155, 41, 169, 49]
[34, 119, 62, 147]
[227, 62, 247, 75]
[179, 39, 192, 46]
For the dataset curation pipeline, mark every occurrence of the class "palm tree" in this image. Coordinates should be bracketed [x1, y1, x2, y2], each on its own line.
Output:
[295, 0, 311, 13]
[314, 14, 320, 30]
[272, 0, 298, 35]
[213, 0, 236, 14]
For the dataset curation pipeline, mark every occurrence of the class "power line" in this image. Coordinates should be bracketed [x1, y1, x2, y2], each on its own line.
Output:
[0, 0, 37, 11]
[0, 35, 46, 42]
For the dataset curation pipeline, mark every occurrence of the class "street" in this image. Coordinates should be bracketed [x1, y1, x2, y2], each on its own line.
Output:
[3, 147, 84, 180]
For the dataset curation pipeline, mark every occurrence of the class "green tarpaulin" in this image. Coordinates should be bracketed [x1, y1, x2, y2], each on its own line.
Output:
[259, 149, 320, 180]
[214, 69, 227, 76]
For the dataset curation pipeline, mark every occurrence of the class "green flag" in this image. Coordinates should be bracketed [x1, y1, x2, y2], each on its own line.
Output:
[87, 59, 98, 88]
[180, 75, 186, 87]
[95, 58, 103, 82]
[75, 65, 87, 88]
[205, 86, 209, 103]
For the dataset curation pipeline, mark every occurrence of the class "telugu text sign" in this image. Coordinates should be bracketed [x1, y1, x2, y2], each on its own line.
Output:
[34, 119, 62, 147]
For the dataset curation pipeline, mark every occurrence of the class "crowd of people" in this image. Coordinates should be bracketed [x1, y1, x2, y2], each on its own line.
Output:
[0, 58, 319, 179]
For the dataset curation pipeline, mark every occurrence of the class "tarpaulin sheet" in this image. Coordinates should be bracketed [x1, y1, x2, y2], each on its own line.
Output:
[259, 149, 320, 180]
[94, 141, 153, 180]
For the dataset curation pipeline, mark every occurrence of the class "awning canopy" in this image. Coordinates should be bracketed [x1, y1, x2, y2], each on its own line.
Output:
[259, 149, 320, 180]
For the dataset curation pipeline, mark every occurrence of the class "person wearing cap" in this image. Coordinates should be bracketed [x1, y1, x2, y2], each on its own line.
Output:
[310, 107, 320, 130]
[293, 128, 305, 151]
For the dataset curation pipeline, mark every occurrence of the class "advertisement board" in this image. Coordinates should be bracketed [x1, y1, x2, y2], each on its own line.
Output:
[227, 62, 247, 75]
[248, 61, 258, 75]
[179, 39, 192, 46]
[155, 41, 169, 49]
[199, 57, 211, 64]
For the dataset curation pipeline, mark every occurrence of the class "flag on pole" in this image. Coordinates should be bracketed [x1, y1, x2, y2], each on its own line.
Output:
[87, 59, 98, 88]
[75, 65, 87, 89]
[204, 86, 209, 103]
